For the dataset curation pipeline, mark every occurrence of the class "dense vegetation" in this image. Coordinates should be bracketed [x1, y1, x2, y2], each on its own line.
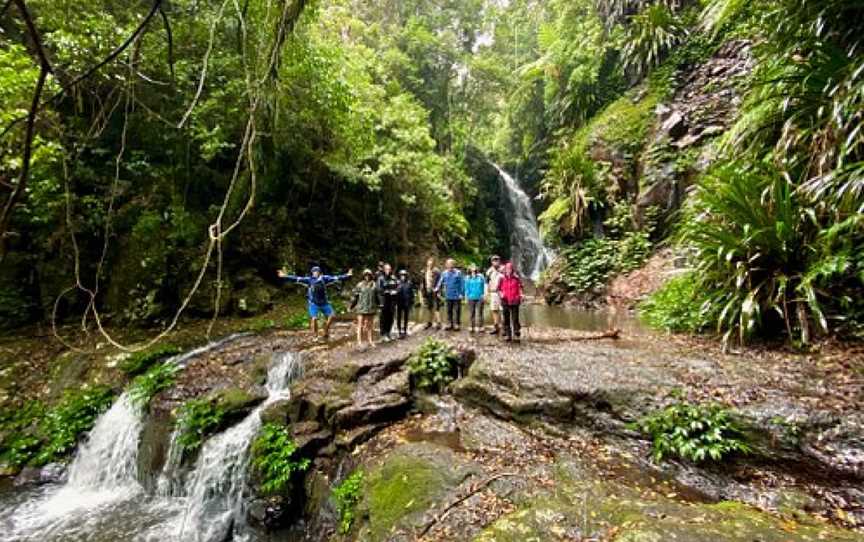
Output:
[1, 0, 862, 345]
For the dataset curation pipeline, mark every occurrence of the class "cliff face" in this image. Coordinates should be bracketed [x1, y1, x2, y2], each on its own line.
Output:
[539, 36, 754, 305]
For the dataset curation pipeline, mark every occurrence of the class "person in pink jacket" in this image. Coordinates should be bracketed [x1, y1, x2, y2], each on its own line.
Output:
[499, 262, 523, 342]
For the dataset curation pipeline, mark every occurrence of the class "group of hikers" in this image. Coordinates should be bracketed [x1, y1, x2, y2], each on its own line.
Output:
[277, 255, 524, 348]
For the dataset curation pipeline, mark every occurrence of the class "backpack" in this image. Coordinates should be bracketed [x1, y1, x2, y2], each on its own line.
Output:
[310, 278, 328, 306]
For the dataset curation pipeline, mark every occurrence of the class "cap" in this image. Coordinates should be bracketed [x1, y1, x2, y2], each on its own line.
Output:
[362, 268, 374, 276]
[398, 269, 408, 276]
[491, 255, 501, 261]
[310, 266, 322, 273]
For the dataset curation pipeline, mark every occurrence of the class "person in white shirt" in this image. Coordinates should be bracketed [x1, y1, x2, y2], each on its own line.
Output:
[485, 255, 503, 335]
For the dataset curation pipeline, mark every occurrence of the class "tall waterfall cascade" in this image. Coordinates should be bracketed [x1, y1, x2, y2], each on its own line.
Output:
[492, 162, 554, 280]
[0, 335, 297, 542]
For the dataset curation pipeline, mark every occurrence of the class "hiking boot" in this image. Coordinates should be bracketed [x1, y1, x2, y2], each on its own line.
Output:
[489, 327, 499, 335]
[424, 322, 433, 330]
[445, 325, 455, 331]
[435, 323, 442, 330]
[504, 336, 512, 342]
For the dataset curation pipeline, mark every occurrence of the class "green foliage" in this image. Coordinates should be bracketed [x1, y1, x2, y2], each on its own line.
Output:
[285, 311, 311, 331]
[680, 161, 822, 344]
[251, 423, 311, 495]
[34, 386, 116, 465]
[634, 400, 751, 463]
[119, 344, 182, 376]
[556, 203, 656, 294]
[333, 470, 365, 534]
[407, 338, 461, 393]
[128, 362, 180, 408]
[639, 273, 716, 333]
[0, 400, 46, 468]
[0, 387, 115, 468]
[174, 398, 226, 456]
[621, 3, 688, 77]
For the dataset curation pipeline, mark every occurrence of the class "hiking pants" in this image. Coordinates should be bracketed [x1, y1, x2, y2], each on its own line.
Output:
[468, 300, 484, 329]
[396, 304, 411, 333]
[380, 297, 396, 337]
[446, 299, 461, 328]
[502, 303, 521, 338]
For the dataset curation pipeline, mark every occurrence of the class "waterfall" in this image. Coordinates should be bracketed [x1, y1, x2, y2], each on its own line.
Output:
[150, 351, 302, 542]
[0, 334, 249, 542]
[492, 162, 553, 280]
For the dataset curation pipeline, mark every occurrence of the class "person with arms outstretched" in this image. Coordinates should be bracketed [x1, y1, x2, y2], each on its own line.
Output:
[278, 265, 352, 342]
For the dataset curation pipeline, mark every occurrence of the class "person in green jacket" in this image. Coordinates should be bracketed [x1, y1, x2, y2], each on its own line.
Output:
[350, 269, 379, 349]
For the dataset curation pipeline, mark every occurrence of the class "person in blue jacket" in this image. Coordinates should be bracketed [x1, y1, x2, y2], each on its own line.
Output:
[464, 264, 486, 333]
[435, 258, 465, 331]
[277, 265, 352, 341]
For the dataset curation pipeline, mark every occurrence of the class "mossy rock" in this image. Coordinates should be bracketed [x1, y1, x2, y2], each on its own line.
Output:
[210, 386, 267, 416]
[358, 442, 475, 541]
[474, 469, 862, 542]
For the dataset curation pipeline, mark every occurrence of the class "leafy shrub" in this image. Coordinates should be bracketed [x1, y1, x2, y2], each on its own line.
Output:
[120, 344, 182, 376]
[556, 202, 656, 294]
[251, 423, 311, 495]
[681, 161, 822, 344]
[128, 362, 180, 407]
[174, 398, 226, 456]
[621, 3, 688, 77]
[333, 470, 364, 534]
[0, 400, 45, 467]
[639, 272, 716, 333]
[34, 386, 116, 465]
[634, 401, 751, 463]
[407, 338, 461, 393]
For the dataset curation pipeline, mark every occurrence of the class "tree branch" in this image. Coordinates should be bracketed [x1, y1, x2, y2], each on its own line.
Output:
[0, 64, 47, 262]
[158, 4, 175, 83]
[0, 0, 163, 143]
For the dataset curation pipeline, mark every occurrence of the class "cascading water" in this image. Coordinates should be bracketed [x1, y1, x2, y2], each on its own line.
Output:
[0, 333, 251, 542]
[156, 351, 302, 542]
[492, 162, 554, 280]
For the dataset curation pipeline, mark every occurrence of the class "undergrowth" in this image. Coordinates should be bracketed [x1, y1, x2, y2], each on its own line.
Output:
[0, 386, 115, 468]
[174, 398, 226, 456]
[251, 423, 311, 495]
[633, 399, 751, 463]
[407, 338, 461, 393]
[333, 469, 364, 534]
[128, 361, 180, 408]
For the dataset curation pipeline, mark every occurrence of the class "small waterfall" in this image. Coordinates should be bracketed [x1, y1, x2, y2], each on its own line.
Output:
[0, 334, 249, 542]
[492, 162, 554, 280]
[155, 351, 302, 542]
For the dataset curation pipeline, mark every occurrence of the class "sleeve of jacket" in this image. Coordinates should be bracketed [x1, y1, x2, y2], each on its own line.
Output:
[282, 275, 308, 285]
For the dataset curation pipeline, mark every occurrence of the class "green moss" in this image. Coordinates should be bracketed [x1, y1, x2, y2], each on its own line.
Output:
[589, 91, 659, 154]
[366, 454, 452, 540]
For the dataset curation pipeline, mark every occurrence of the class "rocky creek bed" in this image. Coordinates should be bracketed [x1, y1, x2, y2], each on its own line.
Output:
[2, 321, 863, 541]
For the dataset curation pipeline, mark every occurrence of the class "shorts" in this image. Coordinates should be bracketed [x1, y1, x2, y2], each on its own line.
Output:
[488, 292, 502, 311]
[423, 291, 441, 310]
[308, 302, 334, 319]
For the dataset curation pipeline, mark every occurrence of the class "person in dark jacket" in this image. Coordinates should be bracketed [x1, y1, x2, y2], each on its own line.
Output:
[421, 257, 442, 330]
[350, 269, 379, 349]
[376, 263, 399, 342]
[395, 269, 416, 339]
[278, 265, 352, 341]
[435, 258, 465, 331]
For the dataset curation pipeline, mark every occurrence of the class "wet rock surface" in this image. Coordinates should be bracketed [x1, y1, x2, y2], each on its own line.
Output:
[242, 325, 864, 540]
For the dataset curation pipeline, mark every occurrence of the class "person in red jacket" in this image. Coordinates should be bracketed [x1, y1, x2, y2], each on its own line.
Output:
[499, 261, 523, 342]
